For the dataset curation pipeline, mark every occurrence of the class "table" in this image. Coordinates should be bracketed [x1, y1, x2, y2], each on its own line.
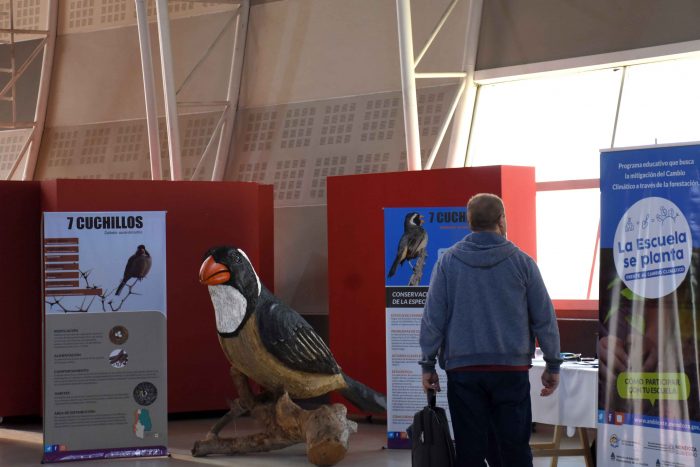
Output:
[529, 360, 598, 467]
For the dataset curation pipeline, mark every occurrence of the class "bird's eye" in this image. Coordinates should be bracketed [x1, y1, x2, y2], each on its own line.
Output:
[234, 255, 242, 263]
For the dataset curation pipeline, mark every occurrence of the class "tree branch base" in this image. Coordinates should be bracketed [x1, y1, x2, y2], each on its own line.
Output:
[192, 392, 358, 466]
[409, 249, 427, 286]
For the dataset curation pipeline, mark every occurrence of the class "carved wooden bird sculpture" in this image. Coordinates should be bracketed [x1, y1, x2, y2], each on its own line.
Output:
[387, 212, 428, 278]
[116, 244, 152, 295]
[199, 245, 386, 413]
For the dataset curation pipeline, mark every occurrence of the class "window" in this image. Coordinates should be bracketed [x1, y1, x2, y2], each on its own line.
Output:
[467, 51, 700, 304]
[468, 69, 622, 182]
[536, 189, 599, 300]
[468, 69, 620, 300]
[615, 57, 700, 147]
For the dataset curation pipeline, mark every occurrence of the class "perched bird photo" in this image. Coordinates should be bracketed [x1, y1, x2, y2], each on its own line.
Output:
[116, 244, 152, 295]
[387, 212, 428, 278]
[199, 246, 386, 414]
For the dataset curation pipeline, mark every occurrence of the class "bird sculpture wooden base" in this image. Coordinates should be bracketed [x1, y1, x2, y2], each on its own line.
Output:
[192, 246, 386, 466]
[192, 368, 358, 465]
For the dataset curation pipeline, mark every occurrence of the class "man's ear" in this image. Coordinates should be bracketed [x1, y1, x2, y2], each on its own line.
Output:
[498, 214, 507, 237]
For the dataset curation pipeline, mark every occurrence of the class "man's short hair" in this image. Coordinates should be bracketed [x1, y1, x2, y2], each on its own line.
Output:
[467, 193, 504, 231]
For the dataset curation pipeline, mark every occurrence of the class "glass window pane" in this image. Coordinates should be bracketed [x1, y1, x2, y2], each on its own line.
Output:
[614, 57, 700, 147]
[469, 69, 622, 181]
[536, 189, 599, 299]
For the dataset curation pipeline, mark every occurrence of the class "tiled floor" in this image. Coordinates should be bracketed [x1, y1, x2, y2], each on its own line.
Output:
[0, 416, 593, 466]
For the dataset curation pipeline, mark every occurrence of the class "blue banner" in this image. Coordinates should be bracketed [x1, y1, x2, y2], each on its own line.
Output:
[599, 144, 700, 466]
[384, 206, 468, 448]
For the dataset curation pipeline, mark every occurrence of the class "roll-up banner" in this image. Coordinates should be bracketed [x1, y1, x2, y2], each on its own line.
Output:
[384, 207, 468, 448]
[600, 144, 700, 466]
[42, 212, 167, 463]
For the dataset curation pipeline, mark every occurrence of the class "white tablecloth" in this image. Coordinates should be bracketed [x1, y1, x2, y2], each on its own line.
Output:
[529, 360, 598, 429]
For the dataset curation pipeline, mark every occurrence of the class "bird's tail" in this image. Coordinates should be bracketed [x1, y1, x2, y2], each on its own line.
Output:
[339, 373, 387, 414]
[115, 279, 127, 296]
[387, 257, 401, 278]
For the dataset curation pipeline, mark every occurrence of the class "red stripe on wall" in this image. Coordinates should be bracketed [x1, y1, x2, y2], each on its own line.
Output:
[44, 255, 79, 262]
[44, 238, 79, 244]
[44, 288, 103, 296]
[45, 271, 80, 279]
[45, 280, 79, 288]
[44, 245, 79, 253]
[536, 179, 599, 191]
[44, 263, 79, 271]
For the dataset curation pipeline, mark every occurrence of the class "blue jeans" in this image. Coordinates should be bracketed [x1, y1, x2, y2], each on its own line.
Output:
[447, 371, 533, 467]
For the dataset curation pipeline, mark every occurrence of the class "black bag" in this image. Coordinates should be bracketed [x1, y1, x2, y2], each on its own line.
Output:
[409, 389, 456, 467]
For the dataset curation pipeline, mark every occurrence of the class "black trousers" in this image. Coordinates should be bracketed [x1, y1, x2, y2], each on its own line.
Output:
[447, 370, 533, 467]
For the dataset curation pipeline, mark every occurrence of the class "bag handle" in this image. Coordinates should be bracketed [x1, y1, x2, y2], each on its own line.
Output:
[427, 388, 436, 409]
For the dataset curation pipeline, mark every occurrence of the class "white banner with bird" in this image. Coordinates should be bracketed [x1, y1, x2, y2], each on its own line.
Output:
[42, 211, 168, 463]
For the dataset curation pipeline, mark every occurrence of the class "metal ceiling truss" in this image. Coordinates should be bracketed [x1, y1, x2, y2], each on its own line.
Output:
[395, 0, 482, 171]
[137, 0, 249, 181]
[1, 0, 247, 182]
[2, 0, 57, 181]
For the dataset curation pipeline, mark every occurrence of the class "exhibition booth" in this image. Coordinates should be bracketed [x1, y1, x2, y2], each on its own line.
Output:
[1, 166, 537, 419]
[1, 166, 550, 463]
[327, 165, 536, 410]
[0, 179, 274, 419]
[1, 148, 699, 466]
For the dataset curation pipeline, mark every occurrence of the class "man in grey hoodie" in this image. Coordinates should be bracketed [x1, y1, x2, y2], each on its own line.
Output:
[419, 193, 561, 467]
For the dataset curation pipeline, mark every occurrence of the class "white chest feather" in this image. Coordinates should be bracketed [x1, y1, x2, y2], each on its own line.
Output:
[208, 285, 248, 334]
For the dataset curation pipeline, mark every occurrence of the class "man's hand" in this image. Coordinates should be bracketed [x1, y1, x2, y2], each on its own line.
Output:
[422, 371, 441, 392]
[540, 370, 559, 396]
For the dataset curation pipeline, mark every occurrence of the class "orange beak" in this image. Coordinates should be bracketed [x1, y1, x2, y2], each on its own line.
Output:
[199, 256, 231, 285]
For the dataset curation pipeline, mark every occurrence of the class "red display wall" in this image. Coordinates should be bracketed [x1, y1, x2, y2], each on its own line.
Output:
[0, 182, 42, 417]
[0, 179, 273, 416]
[326, 166, 536, 412]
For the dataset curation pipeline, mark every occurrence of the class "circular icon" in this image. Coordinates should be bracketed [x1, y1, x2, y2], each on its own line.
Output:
[609, 434, 619, 448]
[109, 325, 129, 345]
[108, 349, 128, 368]
[133, 382, 158, 406]
[613, 197, 691, 299]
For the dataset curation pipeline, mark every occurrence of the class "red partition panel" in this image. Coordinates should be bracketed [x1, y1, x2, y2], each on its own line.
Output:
[327, 166, 536, 411]
[41, 179, 274, 413]
[0, 181, 42, 417]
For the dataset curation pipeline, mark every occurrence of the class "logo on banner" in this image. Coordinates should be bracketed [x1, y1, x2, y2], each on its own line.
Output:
[610, 434, 620, 448]
[613, 196, 692, 298]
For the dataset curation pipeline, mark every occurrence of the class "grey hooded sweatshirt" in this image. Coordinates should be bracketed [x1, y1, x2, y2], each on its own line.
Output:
[419, 231, 562, 374]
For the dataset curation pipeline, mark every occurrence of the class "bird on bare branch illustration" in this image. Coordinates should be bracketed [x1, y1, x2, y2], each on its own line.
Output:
[116, 244, 152, 295]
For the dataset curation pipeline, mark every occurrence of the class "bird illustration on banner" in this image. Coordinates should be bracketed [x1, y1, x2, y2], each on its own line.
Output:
[198, 246, 387, 414]
[387, 212, 428, 279]
[116, 244, 152, 295]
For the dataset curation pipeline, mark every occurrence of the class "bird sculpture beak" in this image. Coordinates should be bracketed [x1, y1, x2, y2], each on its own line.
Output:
[199, 256, 230, 285]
